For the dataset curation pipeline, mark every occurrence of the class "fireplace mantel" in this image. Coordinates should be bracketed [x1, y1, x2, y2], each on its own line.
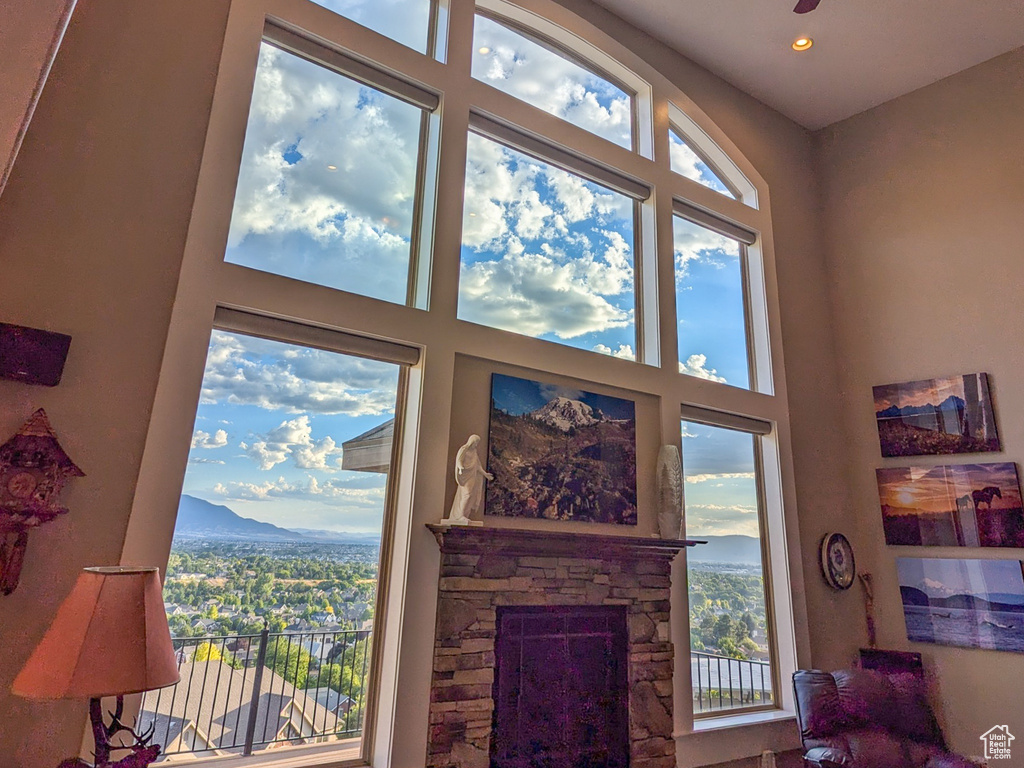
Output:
[427, 523, 705, 559]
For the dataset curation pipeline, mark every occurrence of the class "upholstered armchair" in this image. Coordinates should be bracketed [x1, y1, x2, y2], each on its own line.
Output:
[792, 669, 978, 768]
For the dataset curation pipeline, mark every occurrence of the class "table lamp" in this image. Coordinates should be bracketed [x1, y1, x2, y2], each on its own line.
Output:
[13, 566, 180, 767]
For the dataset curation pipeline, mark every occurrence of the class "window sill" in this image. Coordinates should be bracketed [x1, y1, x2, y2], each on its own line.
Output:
[675, 709, 801, 765]
[690, 708, 797, 733]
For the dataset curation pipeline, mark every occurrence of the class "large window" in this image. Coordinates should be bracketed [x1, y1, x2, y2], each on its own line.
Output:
[683, 419, 775, 714]
[132, 0, 798, 763]
[142, 330, 403, 758]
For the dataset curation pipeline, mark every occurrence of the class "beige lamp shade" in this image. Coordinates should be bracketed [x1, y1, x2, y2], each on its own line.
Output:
[13, 566, 180, 699]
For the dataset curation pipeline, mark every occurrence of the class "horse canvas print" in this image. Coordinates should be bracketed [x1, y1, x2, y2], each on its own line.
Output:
[485, 373, 637, 525]
[873, 373, 999, 457]
[878, 463, 1024, 548]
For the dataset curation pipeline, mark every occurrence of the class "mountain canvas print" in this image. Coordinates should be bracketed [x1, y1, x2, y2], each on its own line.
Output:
[873, 373, 999, 457]
[897, 557, 1024, 653]
[485, 373, 637, 525]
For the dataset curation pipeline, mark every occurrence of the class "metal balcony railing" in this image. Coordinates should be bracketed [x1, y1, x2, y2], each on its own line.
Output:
[139, 628, 371, 760]
[691, 650, 773, 712]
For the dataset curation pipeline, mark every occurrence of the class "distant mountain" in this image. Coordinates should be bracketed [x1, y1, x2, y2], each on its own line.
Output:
[686, 535, 763, 566]
[877, 395, 965, 419]
[529, 397, 599, 432]
[288, 528, 382, 544]
[176, 495, 303, 540]
[900, 584, 1024, 614]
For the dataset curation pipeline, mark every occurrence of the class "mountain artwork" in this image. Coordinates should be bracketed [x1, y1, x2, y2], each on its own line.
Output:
[897, 557, 1024, 653]
[485, 373, 637, 525]
[872, 373, 999, 457]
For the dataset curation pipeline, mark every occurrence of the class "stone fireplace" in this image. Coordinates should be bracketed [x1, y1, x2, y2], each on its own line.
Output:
[426, 525, 696, 768]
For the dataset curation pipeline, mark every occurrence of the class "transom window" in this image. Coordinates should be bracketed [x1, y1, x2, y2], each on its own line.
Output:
[472, 13, 634, 149]
[669, 126, 736, 199]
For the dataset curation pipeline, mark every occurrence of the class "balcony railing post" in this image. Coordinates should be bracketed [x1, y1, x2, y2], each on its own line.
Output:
[243, 625, 270, 756]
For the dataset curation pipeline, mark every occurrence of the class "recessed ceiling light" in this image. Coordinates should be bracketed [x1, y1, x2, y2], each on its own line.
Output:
[792, 37, 813, 51]
[327, 164, 338, 171]
[478, 46, 491, 55]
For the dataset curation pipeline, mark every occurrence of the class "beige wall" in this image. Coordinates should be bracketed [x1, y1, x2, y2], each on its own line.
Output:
[0, 1, 229, 764]
[817, 46, 1024, 756]
[0, 0, 864, 764]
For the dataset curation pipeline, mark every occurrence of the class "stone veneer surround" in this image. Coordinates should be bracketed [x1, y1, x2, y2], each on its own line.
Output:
[426, 525, 699, 768]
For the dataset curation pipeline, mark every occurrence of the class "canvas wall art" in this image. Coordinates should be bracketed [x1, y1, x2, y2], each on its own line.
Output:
[897, 557, 1024, 653]
[878, 463, 1024, 548]
[485, 373, 637, 525]
[873, 373, 999, 457]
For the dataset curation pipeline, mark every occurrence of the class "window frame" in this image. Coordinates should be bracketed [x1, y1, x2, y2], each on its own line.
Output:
[121, 0, 808, 764]
[680, 412, 782, 719]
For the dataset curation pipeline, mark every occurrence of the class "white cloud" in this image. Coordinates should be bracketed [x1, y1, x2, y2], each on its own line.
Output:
[459, 250, 633, 339]
[679, 353, 727, 383]
[214, 475, 386, 507]
[240, 415, 344, 471]
[200, 331, 398, 415]
[685, 472, 756, 484]
[189, 457, 226, 465]
[191, 429, 228, 449]
[673, 217, 738, 281]
[592, 343, 635, 360]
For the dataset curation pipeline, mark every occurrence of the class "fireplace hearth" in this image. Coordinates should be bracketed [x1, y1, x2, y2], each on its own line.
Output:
[426, 525, 699, 768]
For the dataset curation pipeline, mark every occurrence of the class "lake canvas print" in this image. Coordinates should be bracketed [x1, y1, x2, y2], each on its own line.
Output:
[898, 558, 1024, 653]
[485, 373, 637, 525]
[873, 373, 999, 457]
[878, 463, 1024, 548]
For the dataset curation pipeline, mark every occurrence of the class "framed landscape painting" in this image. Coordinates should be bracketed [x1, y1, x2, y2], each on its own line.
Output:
[897, 557, 1024, 653]
[878, 463, 1024, 548]
[485, 373, 637, 525]
[873, 373, 999, 457]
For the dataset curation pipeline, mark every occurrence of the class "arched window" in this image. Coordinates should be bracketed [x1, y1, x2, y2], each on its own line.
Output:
[126, 0, 802, 762]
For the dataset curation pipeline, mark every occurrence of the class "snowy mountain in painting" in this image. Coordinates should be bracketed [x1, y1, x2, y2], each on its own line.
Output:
[529, 397, 600, 432]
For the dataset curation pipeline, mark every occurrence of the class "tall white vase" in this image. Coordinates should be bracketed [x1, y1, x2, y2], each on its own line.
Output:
[656, 445, 683, 540]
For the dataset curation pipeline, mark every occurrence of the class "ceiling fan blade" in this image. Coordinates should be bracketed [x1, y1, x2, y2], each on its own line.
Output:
[793, 0, 821, 13]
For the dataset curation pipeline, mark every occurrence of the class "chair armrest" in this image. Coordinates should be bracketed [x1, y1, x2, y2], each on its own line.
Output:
[805, 747, 853, 768]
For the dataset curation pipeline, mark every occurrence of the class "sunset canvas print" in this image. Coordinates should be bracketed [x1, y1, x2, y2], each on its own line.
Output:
[485, 373, 637, 525]
[878, 463, 1024, 548]
[898, 558, 1024, 653]
[873, 373, 999, 457]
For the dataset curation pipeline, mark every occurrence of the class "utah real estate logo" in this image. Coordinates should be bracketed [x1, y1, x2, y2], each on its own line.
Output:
[980, 725, 1015, 761]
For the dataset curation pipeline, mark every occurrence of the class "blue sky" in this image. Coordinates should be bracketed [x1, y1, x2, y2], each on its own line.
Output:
[681, 421, 760, 538]
[180, 332, 400, 534]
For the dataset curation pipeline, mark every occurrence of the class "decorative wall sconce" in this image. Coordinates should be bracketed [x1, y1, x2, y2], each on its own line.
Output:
[0, 409, 83, 594]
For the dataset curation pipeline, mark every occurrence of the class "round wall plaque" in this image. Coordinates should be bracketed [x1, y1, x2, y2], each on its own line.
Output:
[820, 532, 855, 590]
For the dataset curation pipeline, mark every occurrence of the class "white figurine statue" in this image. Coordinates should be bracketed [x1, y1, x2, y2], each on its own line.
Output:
[444, 434, 492, 526]
[656, 444, 684, 539]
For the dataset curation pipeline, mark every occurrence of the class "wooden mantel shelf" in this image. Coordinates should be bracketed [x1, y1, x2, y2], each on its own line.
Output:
[427, 523, 705, 560]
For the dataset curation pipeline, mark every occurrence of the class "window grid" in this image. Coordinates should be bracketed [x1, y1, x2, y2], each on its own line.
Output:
[129, 1, 798, 762]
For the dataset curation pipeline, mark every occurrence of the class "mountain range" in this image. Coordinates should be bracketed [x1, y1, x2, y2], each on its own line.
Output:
[686, 535, 763, 566]
[529, 397, 601, 432]
[175, 495, 379, 543]
[900, 585, 1024, 613]
[876, 395, 964, 419]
